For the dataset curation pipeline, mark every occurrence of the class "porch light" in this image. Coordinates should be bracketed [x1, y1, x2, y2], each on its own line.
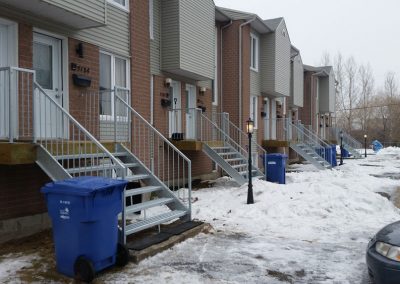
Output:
[246, 118, 254, 134]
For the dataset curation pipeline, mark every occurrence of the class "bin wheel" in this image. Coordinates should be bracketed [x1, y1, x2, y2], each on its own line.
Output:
[116, 243, 130, 267]
[74, 256, 95, 283]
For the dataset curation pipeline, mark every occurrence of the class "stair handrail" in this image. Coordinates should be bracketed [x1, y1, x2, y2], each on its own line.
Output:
[114, 92, 192, 212]
[290, 121, 331, 164]
[33, 82, 127, 178]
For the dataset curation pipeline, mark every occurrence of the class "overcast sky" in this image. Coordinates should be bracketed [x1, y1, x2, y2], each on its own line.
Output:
[214, 0, 400, 88]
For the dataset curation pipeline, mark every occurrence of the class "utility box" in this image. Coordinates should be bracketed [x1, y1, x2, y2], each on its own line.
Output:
[41, 177, 129, 282]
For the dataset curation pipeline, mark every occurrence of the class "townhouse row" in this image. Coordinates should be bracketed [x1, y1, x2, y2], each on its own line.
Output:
[0, 0, 336, 242]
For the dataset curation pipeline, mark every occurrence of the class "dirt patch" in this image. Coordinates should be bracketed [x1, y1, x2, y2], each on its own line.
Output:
[267, 269, 293, 283]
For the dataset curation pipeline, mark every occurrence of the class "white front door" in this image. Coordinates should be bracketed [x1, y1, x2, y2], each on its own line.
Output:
[0, 19, 17, 139]
[185, 84, 196, 139]
[33, 32, 63, 139]
[263, 99, 270, 140]
[168, 81, 181, 138]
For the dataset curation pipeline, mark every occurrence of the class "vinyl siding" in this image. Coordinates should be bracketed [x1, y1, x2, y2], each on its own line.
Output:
[250, 30, 261, 96]
[74, 4, 130, 57]
[329, 72, 336, 113]
[150, 0, 161, 75]
[290, 54, 304, 108]
[161, 0, 214, 80]
[274, 22, 291, 97]
[260, 33, 275, 95]
[42, 0, 106, 25]
[318, 76, 330, 113]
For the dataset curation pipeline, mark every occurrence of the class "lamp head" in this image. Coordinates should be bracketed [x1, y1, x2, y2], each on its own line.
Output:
[364, 134, 367, 138]
[246, 118, 254, 134]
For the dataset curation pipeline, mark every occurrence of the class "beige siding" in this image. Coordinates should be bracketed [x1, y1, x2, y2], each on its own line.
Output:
[73, 4, 130, 57]
[42, 0, 106, 24]
[150, 0, 161, 75]
[274, 22, 291, 97]
[290, 55, 304, 108]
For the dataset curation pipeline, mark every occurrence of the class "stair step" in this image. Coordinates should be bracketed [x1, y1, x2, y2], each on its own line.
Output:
[54, 153, 111, 160]
[125, 174, 150, 182]
[125, 186, 162, 197]
[126, 198, 174, 214]
[211, 147, 231, 151]
[219, 152, 238, 157]
[124, 163, 139, 168]
[226, 157, 245, 163]
[232, 164, 247, 169]
[125, 210, 187, 235]
[112, 152, 128, 157]
[66, 164, 118, 174]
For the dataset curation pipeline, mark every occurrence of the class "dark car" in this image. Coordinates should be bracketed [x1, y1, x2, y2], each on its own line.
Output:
[367, 221, 400, 284]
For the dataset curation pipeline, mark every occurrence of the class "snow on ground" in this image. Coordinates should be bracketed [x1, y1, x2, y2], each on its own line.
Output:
[2, 148, 400, 283]
[0, 253, 38, 283]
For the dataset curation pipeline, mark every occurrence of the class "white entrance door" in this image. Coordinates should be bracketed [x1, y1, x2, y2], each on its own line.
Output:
[263, 99, 270, 140]
[33, 32, 63, 139]
[168, 81, 181, 138]
[0, 19, 17, 139]
[185, 84, 196, 139]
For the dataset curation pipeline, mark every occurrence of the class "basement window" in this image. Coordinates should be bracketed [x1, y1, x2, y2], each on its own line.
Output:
[250, 33, 259, 72]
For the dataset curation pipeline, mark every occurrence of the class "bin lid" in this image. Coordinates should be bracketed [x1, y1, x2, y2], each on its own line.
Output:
[267, 153, 288, 158]
[41, 176, 128, 196]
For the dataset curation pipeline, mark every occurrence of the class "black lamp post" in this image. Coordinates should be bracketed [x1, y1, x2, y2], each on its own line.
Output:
[246, 118, 254, 204]
[339, 130, 344, 166]
[364, 134, 367, 158]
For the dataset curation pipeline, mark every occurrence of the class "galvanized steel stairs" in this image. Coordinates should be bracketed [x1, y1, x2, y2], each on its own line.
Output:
[290, 143, 332, 170]
[202, 144, 264, 186]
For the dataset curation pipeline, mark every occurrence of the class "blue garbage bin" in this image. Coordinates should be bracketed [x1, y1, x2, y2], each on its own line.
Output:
[262, 153, 287, 184]
[41, 177, 128, 281]
[341, 147, 350, 158]
[324, 146, 332, 165]
[372, 140, 383, 152]
[331, 145, 337, 167]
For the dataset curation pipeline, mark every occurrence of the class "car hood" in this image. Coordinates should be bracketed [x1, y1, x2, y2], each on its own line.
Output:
[376, 221, 400, 246]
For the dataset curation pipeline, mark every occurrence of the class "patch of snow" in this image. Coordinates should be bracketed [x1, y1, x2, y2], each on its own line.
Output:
[0, 253, 37, 283]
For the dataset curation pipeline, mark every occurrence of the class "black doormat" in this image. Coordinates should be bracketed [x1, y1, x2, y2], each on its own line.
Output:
[162, 221, 203, 236]
[126, 221, 204, 251]
[127, 232, 172, 251]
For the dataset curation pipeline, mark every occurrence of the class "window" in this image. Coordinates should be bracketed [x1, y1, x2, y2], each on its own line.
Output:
[99, 51, 129, 119]
[149, 0, 154, 40]
[250, 33, 259, 71]
[250, 95, 258, 128]
[107, 0, 128, 11]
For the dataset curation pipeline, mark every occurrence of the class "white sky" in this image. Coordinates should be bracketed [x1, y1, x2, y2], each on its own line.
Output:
[214, 0, 400, 88]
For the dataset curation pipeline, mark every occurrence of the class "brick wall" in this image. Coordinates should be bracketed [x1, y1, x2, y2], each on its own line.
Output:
[0, 164, 50, 220]
[18, 24, 32, 69]
[131, 0, 151, 120]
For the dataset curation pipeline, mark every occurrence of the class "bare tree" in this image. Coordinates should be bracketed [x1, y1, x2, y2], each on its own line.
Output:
[358, 63, 374, 132]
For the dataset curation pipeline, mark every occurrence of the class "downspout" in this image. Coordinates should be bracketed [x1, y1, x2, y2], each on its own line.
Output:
[220, 20, 232, 114]
[239, 17, 256, 129]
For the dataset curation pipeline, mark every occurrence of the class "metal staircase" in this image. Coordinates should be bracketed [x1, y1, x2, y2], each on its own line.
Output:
[0, 67, 191, 244]
[289, 121, 332, 170]
[328, 127, 363, 159]
[198, 111, 265, 185]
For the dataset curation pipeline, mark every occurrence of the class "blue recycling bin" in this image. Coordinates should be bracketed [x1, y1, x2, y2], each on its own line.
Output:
[331, 145, 337, 167]
[41, 177, 128, 281]
[372, 140, 383, 153]
[262, 153, 287, 184]
[324, 146, 332, 165]
[341, 147, 350, 158]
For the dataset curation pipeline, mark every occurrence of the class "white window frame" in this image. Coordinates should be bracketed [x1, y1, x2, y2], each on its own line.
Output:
[250, 95, 258, 129]
[250, 33, 259, 72]
[149, 0, 154, 40]
[99, 51, 130, 122]
[107, 0, 129, 12]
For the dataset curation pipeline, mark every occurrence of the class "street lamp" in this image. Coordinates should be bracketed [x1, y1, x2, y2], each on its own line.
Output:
[339, 130, 344, 166]
[364, 134, 368, 158]
[246, 118, 254, 204]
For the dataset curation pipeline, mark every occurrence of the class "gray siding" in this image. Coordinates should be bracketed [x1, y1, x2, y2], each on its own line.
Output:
[319, 71, 335, 113]
[161, 0, 215, 80]
[42, 0, 106, 25]
[150, 0, 161, 75]
[250, 30, 261, 96]
[274, 22, 291, 97]
[260, 21, 290, 97]
[329, 71, 336, 113]
[290, 55, 304, 108]
[74, 4, 130, 57]
[260, 34, 275, 95]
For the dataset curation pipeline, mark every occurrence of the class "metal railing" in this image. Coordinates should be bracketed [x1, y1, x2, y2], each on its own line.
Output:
[0, 66, 127, 178]
[84, 89, 192, 208]
[292, 121, 332, 164]
[327, 127, 363, 150]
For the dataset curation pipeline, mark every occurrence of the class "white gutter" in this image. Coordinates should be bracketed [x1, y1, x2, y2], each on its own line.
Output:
[239, 17, 256, 129]
[220, 20, 232, 114]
